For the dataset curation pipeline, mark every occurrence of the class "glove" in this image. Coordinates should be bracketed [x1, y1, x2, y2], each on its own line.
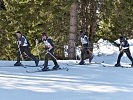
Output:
[18, 41, 21, 45]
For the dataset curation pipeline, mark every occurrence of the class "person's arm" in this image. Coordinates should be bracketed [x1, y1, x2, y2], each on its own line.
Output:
[84, 35, 89, 43]
[124, 40, 129, 47]
[16, 37, 22, 47]
[21, 36, 25, 46]
[47, 39, 53, 51]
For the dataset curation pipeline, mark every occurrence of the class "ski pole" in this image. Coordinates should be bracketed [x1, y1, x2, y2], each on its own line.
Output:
[35, 39, 41, 60]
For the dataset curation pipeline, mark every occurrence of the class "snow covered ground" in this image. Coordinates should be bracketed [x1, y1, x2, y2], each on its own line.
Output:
[0, 39, 133, 100]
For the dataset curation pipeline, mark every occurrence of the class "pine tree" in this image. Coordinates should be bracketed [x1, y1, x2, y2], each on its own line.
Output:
[0, 0, 6, 10]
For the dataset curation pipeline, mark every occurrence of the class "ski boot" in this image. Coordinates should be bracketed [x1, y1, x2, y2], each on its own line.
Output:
[35, 58, 39, 66]
[42, 67, 49, 71]
[52, 65, 60, 70]
[14, 62, 23, 66]
[79, 60, 85, 65]
[114, 63, 121, 67]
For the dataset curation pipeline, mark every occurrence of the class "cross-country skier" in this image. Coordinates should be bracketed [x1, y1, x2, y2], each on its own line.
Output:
[41, 32, 59, 71]
[14, 31, 39, 66]
[79, 31, 93, 65]
[115, 36, 133, 67]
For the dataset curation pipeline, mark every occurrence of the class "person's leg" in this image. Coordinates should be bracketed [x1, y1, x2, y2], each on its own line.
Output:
[16, 51, 21, 62]
[24, 46, 39, 66]
[89, 54, 94, 63]
[79, 48, 86, 65]
[115, 51, 124, 66]
[42, 52, 50, 71]
[47, 50, 59, 70]
[86, 49, 93, 63]
[125, 49, 133, 66]
[14, 47, 24, 66]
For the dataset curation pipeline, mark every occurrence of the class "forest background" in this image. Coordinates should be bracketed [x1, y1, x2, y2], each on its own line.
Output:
[0, 0, 133, 60]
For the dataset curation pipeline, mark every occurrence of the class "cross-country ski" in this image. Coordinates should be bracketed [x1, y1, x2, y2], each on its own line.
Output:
[101, 63, 132, 68]
[26, 67, 69, 73]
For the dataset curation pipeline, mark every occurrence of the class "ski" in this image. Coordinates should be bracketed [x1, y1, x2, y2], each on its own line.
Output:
[0, 65, 43, 68]
[67, 61, 104, 66]
[26, 67, 69, 73]
[103, 65, 132, 68]
[101, 63, 132, 68]
[23, 65, 43, 68]
[22, 64, 51, 68]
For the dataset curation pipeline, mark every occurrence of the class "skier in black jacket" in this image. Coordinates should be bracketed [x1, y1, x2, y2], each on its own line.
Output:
[14, 31, 39, 66]
[79, 31, 93, 65]
[41, 32, 59, 71]
[115, 36, 133, 67]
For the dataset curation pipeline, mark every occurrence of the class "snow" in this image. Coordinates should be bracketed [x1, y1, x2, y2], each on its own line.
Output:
[0, 39, 133, 100]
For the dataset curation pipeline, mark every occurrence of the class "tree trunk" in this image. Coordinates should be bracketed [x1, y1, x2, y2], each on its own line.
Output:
[68, 1, 78, 59]
[79, 0, 97, 52]
[89, 0, 97, 51]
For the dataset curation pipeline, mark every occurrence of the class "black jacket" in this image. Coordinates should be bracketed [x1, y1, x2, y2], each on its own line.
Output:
[43, 38, 55, 51]
[120, 38, 129, 49]
[16, 35, 30, 47]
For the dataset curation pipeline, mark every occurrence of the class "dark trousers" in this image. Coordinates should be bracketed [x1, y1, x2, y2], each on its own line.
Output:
[80, 47, 92, 62]
[116, 48, 133, 64]
[81, 47, 88, 61]
[17, 46, 37, 62]
[44, 49, 58, 68]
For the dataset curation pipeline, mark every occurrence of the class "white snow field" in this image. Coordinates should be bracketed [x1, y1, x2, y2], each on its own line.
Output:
[0, 39, 133, 100]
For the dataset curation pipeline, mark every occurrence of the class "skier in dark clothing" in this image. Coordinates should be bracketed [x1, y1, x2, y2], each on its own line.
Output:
[79, 31, 93, 65]
[41, 32, 59, 71]
[14, 31, 39, 66]
[115, 36, 133, 67]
